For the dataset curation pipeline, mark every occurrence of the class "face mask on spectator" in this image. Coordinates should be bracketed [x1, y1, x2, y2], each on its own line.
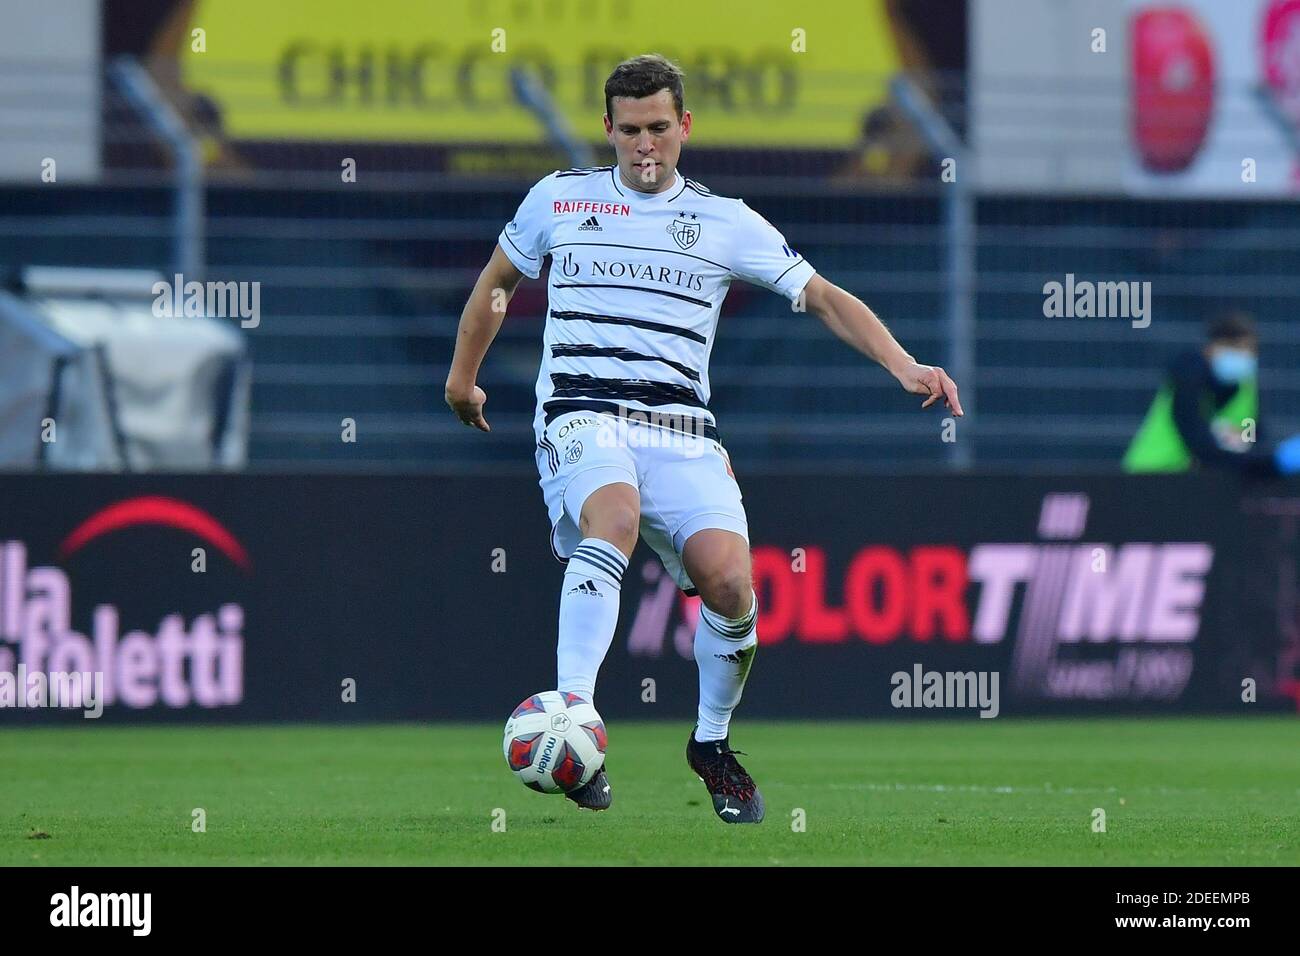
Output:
[1211, 349, 1256, 385]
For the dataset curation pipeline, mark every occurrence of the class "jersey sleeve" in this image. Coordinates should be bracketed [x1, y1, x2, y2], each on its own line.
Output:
[728, 199, 816, 302]
[497, 174, 556, 279]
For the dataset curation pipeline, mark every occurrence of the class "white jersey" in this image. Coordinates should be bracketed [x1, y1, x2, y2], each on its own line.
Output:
[497, 164, 816, 442]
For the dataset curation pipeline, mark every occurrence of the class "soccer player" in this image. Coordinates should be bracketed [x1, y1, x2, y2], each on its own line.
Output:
[446, 54, 962, 824]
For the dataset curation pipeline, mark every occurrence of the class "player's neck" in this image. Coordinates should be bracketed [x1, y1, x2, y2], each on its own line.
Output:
[618, 166, 679, 196]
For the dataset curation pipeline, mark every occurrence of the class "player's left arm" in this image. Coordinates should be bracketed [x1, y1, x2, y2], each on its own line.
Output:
[728, 199, 962, 416]
[802, 275, 963, 416]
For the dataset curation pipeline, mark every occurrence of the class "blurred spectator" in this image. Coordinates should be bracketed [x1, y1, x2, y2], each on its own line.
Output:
[1124, 311, 1300, 476]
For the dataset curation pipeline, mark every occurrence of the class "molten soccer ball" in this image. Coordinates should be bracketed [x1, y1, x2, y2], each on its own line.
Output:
[503, 691, 607, 793]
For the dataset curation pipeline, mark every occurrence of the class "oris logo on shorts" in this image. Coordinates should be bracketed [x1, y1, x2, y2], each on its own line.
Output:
[566, 441, 584, 464]
[557, 418, 598, 439]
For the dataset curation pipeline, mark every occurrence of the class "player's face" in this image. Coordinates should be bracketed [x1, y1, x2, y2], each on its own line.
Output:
[605, 90, 692, 193]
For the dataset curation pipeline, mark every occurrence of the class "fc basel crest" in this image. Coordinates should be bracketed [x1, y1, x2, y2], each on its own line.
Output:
[667, 211, 701, 250]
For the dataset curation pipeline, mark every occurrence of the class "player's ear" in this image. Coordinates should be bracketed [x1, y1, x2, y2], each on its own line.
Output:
[679, 109, 692, 139]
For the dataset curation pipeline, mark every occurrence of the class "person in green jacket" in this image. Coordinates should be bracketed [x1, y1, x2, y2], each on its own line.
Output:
[1125, 312, 1300, 476]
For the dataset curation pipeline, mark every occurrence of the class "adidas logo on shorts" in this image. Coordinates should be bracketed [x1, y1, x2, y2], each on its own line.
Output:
[567, 579, 603, 597]
[577, 216, 602, 231]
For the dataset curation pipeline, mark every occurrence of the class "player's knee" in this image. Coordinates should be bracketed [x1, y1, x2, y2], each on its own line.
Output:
[698, 567, 753, 620]
[581, 501, 639, 555]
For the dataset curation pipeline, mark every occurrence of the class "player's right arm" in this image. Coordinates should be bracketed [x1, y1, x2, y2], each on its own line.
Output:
[445, 174, 556, 432]
[444, 244, 527, 433]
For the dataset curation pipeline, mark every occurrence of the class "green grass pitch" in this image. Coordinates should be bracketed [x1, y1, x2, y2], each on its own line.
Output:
[2, 717, 1297, 866]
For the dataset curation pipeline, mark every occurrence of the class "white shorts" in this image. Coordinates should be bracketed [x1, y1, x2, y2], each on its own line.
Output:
[536, 410, 749, 595]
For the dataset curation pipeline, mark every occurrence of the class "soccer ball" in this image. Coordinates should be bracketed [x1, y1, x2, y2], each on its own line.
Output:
[503, 691, 607, 793]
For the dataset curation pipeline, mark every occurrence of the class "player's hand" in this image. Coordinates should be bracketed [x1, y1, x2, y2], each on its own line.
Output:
[445, 380, 491, 432]
[894, 362, 963, 416]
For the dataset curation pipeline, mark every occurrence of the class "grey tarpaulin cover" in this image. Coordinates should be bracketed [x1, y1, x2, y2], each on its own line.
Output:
[0, 287, 249, 471]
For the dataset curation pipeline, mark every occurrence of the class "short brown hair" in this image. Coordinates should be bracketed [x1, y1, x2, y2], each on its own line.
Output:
[1208, 310, 1257, 343]
[604, 54, 685, 121]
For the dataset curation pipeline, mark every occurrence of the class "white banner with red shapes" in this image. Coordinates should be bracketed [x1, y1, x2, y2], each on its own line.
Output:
[1127, 0, 1300, 196]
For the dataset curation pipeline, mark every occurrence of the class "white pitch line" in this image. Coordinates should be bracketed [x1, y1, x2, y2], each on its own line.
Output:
[820, 782, 1268, 796]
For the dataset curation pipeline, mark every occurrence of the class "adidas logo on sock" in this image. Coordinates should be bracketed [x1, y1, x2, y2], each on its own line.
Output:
[713, 651, 744, 663]
[567, 579, 603, 597]
[577, 216, 602, 231]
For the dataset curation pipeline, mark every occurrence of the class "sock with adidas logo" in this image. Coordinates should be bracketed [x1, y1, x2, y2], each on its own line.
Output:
[692, 589, 758, 742]
[556, 537, 628, 705]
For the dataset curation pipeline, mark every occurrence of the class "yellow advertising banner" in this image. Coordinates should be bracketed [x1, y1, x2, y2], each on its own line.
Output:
[180, 0, 901, 146]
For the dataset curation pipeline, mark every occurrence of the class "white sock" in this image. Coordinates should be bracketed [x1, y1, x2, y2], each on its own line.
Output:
[693, 589, 758, 742]
[555, 537, 627, 704]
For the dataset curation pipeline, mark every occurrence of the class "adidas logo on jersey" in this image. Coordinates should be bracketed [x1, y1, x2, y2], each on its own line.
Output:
[567, 579, 603, 597]
[577, 216, 602, 231]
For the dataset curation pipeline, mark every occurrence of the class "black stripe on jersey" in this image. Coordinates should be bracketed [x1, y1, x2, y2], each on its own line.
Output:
[542, 400, 720, 442]
[551, 308, 708, 344]
[502, 230, 538, 262]
[550, 373, 706, 408]
[550, 344, 701, 382]
[556, 166, 611, 178]
[669, 180, 714, 203]
[609, 166, 623, 196]
[773, 257, 807, 284]
[550, 241, 727, 271]
[665, 177, 689, 202]
[552, 282, 712, 309]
